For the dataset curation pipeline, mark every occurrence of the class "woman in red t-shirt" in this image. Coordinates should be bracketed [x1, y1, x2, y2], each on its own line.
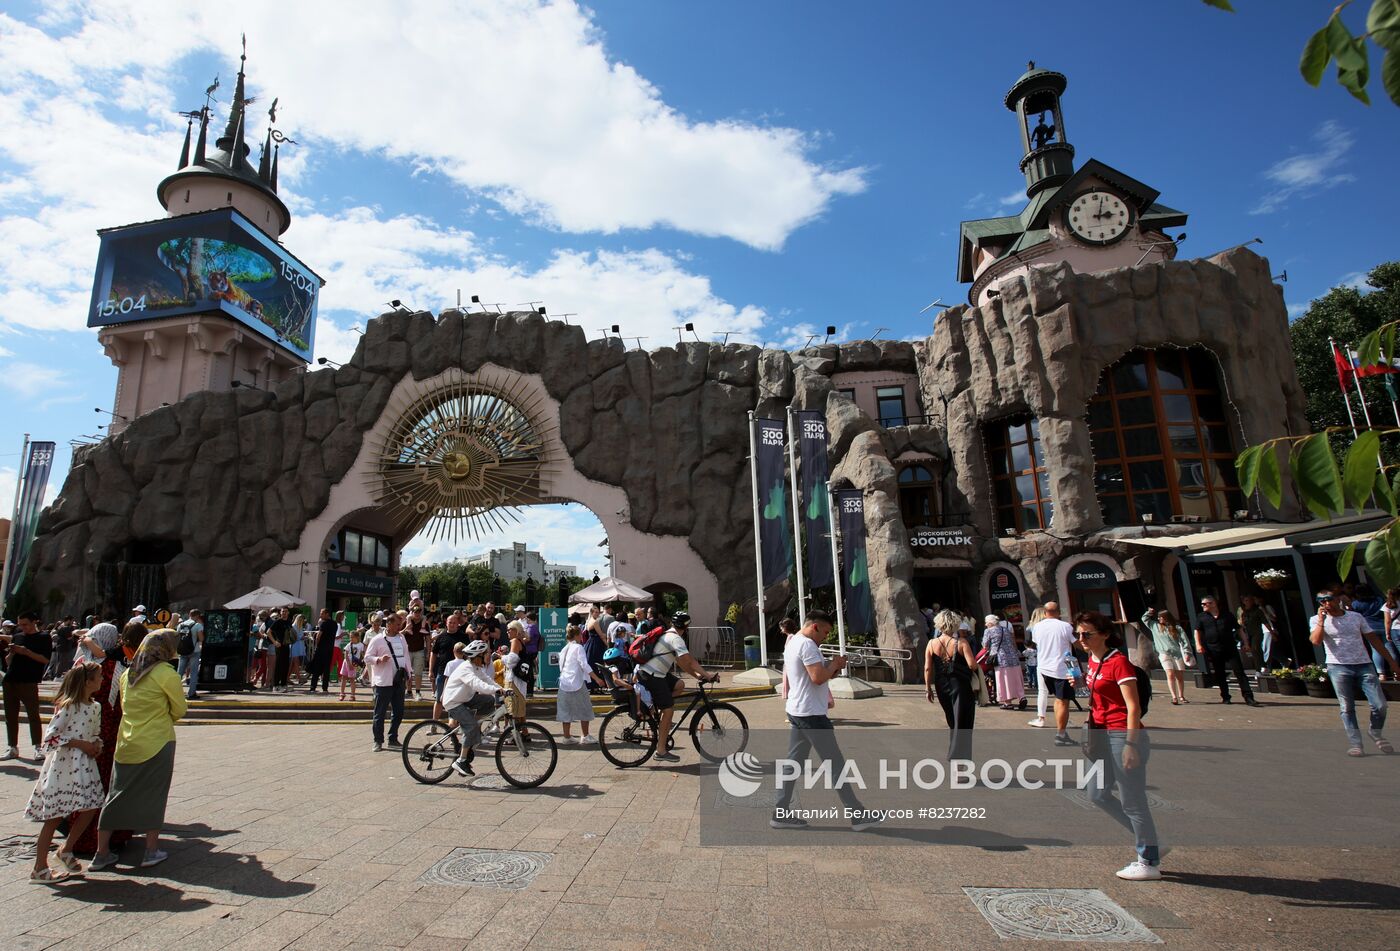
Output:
[1073, 611, 1161, 882]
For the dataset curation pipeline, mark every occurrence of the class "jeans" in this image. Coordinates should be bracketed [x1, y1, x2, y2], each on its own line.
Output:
[372, 681, 405, 745]
[1371, 640, 1399, 678]
[447, 695, 496, 762]
[1327, 662, 1388, 749]
[1205, 649, 1254, 702]
[177, 651, 201, 698]
[1085, 729, 1160, 866]
[775, 715, 866, 812]
[3, 680, 42, 748]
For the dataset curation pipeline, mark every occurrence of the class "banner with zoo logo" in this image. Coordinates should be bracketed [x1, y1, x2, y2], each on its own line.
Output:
[2, 440, 56, 602]
[88, 207, 323, 361]
[753, 417, 792, 588]
[794, 410, 833, 590]
[834, 488, 875, 636]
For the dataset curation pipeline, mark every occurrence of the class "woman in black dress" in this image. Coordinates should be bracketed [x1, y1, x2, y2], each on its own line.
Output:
[306, 608, 337, 693]
[924, 609, 980, 762]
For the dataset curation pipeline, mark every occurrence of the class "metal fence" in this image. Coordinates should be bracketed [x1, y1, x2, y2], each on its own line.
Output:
[690, 626, 742, 665]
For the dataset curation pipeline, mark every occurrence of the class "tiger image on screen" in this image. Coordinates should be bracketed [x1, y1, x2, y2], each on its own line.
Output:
[206, 269, 258, 312]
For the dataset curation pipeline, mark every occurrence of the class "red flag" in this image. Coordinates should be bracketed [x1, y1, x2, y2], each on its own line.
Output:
[1332, 341, 1354, 392]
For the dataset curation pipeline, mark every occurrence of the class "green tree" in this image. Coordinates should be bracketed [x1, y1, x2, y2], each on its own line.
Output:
[1204, 0, 1400, 107]
[1289, 261, 1400, 441]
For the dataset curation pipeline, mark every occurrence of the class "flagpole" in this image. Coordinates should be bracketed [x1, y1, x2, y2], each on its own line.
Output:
[785, 405, 806, 619]
[0, 433, 30, 613]
[1330, 338, 1360, 437]
[826, 482, 848, 673]
[1347, 341, 1375, 428]
[746, 411, 769, 668]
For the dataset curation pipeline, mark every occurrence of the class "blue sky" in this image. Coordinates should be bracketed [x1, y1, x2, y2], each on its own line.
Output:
[1, 1, 1396, 573]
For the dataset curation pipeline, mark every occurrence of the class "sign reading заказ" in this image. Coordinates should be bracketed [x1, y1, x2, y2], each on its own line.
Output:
[909, 526, 974, 553]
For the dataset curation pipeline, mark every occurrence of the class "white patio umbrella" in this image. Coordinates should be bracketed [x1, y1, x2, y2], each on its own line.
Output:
[224, 586, 301, 611]
[566, 576, 653, 604]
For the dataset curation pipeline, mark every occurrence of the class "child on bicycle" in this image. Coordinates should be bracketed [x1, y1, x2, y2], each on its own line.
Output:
[441, 640, 502, 777]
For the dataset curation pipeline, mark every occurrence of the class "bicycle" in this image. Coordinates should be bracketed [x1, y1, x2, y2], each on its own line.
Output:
[597, 672, 748, 768]
[401, 696, 558, 788]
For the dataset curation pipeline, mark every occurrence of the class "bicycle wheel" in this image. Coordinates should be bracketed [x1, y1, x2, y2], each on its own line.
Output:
[689, 701, 749, 763]
[402, 719, 460, 784]
[495, 721, 558, 789]
[598, 704, 658, 768]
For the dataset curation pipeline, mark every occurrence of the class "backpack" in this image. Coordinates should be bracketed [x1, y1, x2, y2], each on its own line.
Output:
[627, 627, 667, 664]
[177, 620, 197, 657]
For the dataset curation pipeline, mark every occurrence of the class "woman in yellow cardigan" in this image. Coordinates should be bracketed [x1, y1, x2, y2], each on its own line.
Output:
[88, 630, 187, 872]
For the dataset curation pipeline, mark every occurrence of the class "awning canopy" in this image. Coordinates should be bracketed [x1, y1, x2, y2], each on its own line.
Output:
[567, 576, 654, 604]
[1118, 513, 1389, 563]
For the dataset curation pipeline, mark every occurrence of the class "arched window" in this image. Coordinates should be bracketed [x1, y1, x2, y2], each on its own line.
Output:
[985, 415, 1053, 533]
[898, 464, 938, 528]
[1089, 348, 1241, 525]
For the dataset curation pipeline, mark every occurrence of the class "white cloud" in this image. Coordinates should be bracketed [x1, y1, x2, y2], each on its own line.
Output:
[0, 1, 864, 250]
[1286, 302, 1308, 319]
[400, 502, 608, 574]
[996, 190, 1024, 208]
[1250, 120, 1355, 215]
[1337, 270, 1373, 293]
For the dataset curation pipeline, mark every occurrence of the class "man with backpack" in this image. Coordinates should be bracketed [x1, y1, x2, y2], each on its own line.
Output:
[176, 609, 204, 700]
[633, 612, 716, 763]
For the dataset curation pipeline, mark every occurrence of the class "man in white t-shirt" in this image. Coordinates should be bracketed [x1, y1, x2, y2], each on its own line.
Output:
[1029, 602, 1078, 746]
[1310, 591, 1396, 754]
[637, 613, 713, 763]
[771, 611, 880, 832]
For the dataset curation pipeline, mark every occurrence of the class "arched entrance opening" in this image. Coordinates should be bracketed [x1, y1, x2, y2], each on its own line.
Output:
[259, 364, 722, 627]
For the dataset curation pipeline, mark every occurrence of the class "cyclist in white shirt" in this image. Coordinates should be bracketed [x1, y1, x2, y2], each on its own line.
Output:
[442, 640, 504, 776]
[636, 613, 716, 763]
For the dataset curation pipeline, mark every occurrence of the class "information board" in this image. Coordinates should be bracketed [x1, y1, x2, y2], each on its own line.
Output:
[537, 607, 568, 690]
[200, 609, 252, 690]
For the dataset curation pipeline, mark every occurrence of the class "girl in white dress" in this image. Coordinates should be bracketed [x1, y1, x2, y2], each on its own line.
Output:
[26, 661, 106, 882]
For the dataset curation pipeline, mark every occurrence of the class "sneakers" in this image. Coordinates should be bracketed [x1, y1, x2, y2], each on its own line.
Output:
[1115, 860, 1162, 881]
[653, 751, 680, 762]
[386, 738, 401, 749]
[1026, 718, 1045, 728]
[1245, 699, 1263, 708]
[87, 851, 120, 872]
[373, 742, 384, 752]
[29, 750, 45, 763]
[1053, 733, 1077, 747]
[577, 735, 596, 745]
[139, 849, 168, 869]
[450, 760, 474, 777]
[850, 813, 884, 832]
[1, 747, 17, 761]
[769, 815, 809, 830]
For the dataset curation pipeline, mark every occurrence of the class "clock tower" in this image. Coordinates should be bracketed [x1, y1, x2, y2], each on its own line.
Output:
[957, 64, 1188, 306]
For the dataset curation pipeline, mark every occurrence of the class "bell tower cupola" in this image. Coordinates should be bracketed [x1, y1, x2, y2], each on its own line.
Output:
[1005, 62, 1074, 199]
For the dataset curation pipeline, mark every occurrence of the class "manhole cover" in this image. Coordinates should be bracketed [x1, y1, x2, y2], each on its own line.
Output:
[420, 848, 552, 890]
[0, 836, 35, 866]
[1058, 789, 1181, 812]
[468, 774, 511, 791]
[964, 888, 1162, 943]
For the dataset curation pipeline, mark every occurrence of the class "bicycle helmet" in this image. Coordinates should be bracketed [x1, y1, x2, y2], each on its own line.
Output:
[463, 639, 490, 658]
[603, 646, 624, 661]
[672, 611, 691, 628]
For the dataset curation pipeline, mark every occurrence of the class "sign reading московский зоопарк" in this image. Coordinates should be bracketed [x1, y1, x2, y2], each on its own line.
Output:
[909, 526, 973, 553]
[327, 570, 393, 597]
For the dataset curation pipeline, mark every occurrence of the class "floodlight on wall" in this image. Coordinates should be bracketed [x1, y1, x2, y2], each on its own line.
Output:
[94, 407, 129, 421]
[824, 325, 836, 344]
[918, 297, 951, 315]
[387, 299, 410, 313]
[611, 324, 620, 334]
[871, 327, 889, 340]
[1273, 270, 1288, 283]
[985, 289, 1001, 299]
[517, 301, 543, 313]
[537, 305, 547, 315]
[1134, 232, 1187, 267]
[317, 357, 342, 368]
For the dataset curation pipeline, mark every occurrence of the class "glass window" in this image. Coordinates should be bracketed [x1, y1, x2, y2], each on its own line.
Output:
[343, 532, 361, 564]
[377, 542, 390, 569]
[360, 537, 377, 567]
[1087, 348, 1240, 525]
[899, 464, 938, 529]
[877, 386, 907, 426]
[984, 414, 1053, 534]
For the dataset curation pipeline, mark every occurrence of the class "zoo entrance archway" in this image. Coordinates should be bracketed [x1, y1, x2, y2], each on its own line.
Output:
[257, 362, 721, 625]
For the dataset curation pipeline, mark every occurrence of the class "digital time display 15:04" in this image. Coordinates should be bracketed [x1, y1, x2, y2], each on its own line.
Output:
[94, 295, 148, 318]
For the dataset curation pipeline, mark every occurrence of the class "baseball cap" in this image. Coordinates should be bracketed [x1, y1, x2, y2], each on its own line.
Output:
[134, 604, 147, 613]
[515, 605, 527, 613]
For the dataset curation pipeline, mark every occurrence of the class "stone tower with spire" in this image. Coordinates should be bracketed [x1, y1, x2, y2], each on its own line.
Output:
[92, 38, 321, 434]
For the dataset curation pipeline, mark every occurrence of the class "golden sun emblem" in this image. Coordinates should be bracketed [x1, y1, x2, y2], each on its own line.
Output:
[367, 372, 554, 543]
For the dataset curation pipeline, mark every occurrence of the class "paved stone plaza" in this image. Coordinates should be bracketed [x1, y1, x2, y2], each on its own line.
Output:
[1, 680, 1397, 951]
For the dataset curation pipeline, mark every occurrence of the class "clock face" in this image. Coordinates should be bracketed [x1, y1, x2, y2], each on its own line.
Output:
[1065, 190, 1133, 245]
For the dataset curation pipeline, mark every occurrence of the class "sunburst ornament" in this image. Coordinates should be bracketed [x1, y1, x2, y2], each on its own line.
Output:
[368, 372, 553, 543]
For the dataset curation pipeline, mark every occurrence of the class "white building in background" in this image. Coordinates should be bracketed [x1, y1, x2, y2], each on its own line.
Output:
[465, 542, 575, 583]
[544, 563, 578, 583]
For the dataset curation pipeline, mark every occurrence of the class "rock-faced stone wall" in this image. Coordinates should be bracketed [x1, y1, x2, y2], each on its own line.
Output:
[25, 249, 1303, 682]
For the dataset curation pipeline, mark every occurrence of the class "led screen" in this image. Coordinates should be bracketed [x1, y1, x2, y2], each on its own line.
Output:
[88, 207, 322, 361]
